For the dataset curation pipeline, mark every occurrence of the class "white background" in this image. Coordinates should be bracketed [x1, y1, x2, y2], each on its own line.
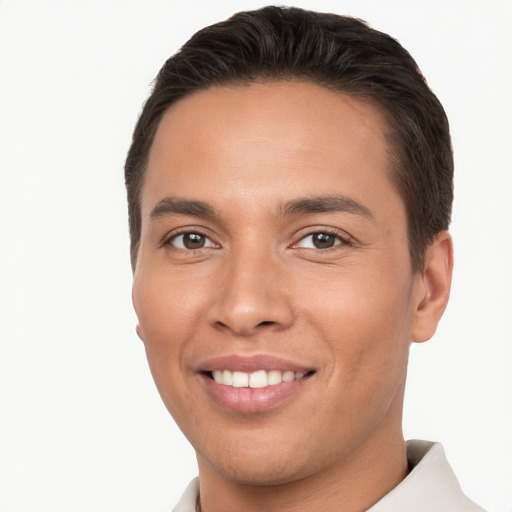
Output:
[0, 1, 510, 511]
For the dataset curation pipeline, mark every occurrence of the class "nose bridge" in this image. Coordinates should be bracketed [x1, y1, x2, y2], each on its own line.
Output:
[209, 243, 292, 335]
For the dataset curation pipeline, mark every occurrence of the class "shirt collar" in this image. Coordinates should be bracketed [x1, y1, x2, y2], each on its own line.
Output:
[172, 440, 485, 512]
[368, 440, 485, 512]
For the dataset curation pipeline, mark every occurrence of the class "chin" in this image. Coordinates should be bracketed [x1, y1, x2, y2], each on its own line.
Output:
[196, 432, 323, 487]
[211, 457, 309, 487]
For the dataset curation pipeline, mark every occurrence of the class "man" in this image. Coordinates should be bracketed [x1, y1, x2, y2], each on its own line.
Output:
[124, 6, 485, 512]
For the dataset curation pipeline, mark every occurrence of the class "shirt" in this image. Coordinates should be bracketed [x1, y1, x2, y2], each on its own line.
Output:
[172, 440, 486, 512]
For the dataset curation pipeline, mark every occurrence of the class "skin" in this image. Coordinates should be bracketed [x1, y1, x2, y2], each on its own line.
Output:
[132, 82, 453, 512]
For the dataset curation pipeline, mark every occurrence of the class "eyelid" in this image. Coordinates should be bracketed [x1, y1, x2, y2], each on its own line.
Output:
[292, 228, 352, 249]
[162, 227, 219, 250]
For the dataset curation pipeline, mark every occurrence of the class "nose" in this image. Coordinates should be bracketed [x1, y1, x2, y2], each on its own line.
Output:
[207, 250, 294, 337]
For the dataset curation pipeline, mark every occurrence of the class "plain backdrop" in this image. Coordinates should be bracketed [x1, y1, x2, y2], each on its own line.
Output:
[0, 1, 510, 511]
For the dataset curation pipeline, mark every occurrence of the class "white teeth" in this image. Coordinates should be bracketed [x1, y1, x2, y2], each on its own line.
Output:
[211, 369, 308, 387]
[222, 370, 233, 385]
[232, 371, 249, 388]
[267, 370, 282, 385]
[282, 371, 295, 382]
[249, 370, 268, 388]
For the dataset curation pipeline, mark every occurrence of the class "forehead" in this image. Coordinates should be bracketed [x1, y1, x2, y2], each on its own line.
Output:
[143, 81, 398, 216]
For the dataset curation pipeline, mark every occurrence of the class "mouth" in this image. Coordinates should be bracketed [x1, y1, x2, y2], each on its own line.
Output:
[197, 355, 316, 413]
[204, 369, 315, 388]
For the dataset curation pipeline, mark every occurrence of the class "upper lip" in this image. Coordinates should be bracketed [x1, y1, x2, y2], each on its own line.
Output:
[196, 354, 314, 374]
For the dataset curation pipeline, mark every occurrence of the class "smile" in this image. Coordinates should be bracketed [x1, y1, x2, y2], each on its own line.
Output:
[197, 355, 316, 413]
[210, 369, 308, 388]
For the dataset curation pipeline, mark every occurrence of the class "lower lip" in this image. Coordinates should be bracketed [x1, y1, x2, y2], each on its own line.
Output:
[201, 374, 312, 413]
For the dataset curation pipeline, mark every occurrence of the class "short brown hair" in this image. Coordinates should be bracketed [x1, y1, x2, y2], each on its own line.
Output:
[125, 6, 453, 271]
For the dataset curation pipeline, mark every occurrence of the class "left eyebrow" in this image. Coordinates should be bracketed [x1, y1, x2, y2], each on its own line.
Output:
[278, 195, 373, 219]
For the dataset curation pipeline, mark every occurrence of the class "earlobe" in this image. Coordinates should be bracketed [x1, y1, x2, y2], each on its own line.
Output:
[411, 231, 454, 343]
[132, 285, 144, 343]
[135, 323, 144, 342]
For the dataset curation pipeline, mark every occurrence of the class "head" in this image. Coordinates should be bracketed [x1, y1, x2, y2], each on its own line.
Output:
[125, 6, 454, 496]
[125, 6, 453, 272]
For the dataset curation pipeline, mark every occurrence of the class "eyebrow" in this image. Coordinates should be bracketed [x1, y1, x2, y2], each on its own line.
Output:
[149, 194, 373, 221]
[150, 197, 218, 219]
[279, 195, 373, 219]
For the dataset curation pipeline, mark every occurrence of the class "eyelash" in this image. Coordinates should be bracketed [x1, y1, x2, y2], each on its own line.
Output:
[163, 229, 217, 251]
[293, 229, 352, 251]
[162, 227, 351, 253]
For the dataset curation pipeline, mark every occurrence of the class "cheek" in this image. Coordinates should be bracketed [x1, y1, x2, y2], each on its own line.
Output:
[132, 274, 202, 423]
[132, 278, 200, 417]
[133, 269, 205, 350]
[300, 262, 414, 379]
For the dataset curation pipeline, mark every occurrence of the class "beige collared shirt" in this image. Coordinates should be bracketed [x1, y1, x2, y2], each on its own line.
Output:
[172, 440, 485, 512]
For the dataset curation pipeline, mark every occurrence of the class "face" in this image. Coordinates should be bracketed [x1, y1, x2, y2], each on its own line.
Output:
[132, 82, 429, 485]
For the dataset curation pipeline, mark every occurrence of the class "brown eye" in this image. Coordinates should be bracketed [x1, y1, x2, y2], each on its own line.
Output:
[312, 233, 336, 249]
[183, 233, 205, 249]
[169, 232, 215, 250]
[295, 232, 346, 250]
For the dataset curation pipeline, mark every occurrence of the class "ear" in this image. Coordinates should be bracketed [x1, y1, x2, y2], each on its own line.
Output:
[132, 285, 145, 343]
[135, 322, 144, 341]
[411, 231, 454, 343]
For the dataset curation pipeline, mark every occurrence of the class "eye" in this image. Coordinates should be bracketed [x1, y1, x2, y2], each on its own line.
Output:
[295, 232, 346, 250]
[168, 232, 216, 250]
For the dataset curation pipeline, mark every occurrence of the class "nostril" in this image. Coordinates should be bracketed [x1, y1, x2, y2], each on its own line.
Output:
[258, 321, 274, 326]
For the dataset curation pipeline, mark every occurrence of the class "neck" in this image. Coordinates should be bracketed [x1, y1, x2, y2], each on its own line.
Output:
[196, 428, 408, 512]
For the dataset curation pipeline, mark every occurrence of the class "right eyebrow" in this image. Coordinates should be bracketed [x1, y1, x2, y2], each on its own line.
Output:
[149, 196, 218, 220]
